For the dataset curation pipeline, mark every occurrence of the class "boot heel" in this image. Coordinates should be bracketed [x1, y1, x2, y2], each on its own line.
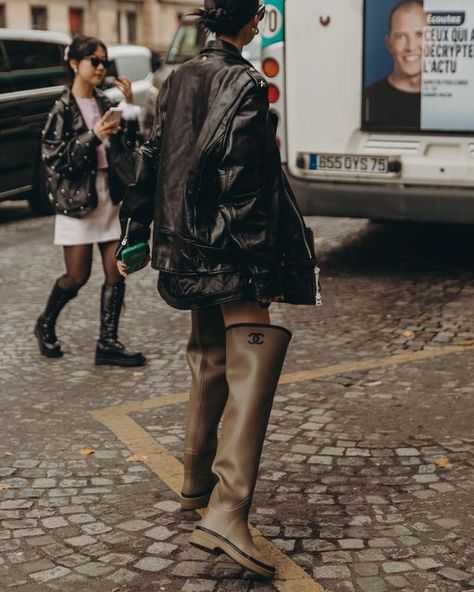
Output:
[94, 349, 146, 367]
[190, 526, 275, 578]
[94, 353, 108, 366]
[189, 529, 222, 555]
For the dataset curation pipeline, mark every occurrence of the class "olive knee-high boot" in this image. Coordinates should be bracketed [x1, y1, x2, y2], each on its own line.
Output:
[34, 281, 78, 358]
[190, 323, 291, 578]
[181, 307, 228, 510]
[95, 280, 146, 367]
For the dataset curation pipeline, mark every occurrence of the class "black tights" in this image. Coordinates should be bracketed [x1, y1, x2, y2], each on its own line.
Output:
[57, 241, 122, 292]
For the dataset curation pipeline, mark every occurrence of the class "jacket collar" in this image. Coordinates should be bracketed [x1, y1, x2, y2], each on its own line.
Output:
[60, 86, 110, 110]
[202, 38, 243, 59]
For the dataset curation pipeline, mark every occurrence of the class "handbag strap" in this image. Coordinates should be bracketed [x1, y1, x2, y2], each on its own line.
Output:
[121, 217, 131, 248]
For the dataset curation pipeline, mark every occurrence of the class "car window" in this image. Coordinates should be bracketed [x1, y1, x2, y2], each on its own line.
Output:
[112, 55, 150, 82]
[0, 41, 14, 94]
[167, 24, 207, 65]
[3, 40, 66, 92]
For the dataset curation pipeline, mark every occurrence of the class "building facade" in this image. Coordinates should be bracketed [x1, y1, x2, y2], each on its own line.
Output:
[0, 0, 199, 51]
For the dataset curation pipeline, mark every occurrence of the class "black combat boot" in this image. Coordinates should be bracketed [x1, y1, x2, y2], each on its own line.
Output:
[34, 281, 78, 358]
[95, 280, 146, 367]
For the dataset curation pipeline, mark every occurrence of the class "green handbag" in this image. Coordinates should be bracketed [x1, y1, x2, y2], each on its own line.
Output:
[118, 218, 148, 274]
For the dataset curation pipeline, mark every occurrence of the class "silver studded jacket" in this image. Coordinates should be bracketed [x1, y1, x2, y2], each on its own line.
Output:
[41, 88, 138, 218]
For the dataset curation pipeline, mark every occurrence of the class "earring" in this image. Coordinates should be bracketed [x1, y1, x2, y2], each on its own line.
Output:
[252, 27, 259, 35]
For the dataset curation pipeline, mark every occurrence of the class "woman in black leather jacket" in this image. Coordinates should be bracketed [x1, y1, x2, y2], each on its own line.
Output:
[118, 0, 320, 578]
[35, 35, 145, 367]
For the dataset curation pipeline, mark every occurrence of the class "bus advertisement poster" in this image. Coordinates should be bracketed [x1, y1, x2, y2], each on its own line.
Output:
[363, 0, 474, 133]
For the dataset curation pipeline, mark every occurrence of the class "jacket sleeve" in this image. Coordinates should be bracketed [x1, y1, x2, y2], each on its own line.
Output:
[216, 82, 281, 298]
[117, 101, 140, 153]
[119, 74, 172, 245]
[41, 105, 102, 177]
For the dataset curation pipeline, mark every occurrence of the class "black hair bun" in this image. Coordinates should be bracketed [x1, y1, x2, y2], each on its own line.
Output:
[202, 7, 233, 33]
[189, 0, 258, 36]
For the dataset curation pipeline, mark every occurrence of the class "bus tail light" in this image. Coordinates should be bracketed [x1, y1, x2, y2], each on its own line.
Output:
[263, 58, 279, 78]
[268, 84, 280, 103]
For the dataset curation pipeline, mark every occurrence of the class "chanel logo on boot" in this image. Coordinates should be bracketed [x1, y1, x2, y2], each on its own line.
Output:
[248, 332, 264, 345]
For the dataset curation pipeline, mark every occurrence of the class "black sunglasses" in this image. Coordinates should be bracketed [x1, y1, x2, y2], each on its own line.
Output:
[257, 4, 266, 21]
[86, 56, 111, 69]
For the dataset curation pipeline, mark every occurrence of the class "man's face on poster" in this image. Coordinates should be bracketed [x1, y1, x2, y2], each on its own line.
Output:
[386, 3, 427, 80]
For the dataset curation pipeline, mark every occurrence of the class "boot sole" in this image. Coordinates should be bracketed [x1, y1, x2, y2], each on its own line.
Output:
[95, 355, 146, 367]
[180, 490, 213, 511]
[34, 325, 63, 358]
[190, 526, 275, 579]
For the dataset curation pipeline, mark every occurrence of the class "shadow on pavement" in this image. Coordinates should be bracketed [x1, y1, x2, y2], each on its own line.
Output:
[320, 221, 474, 274]
[0, 200, 37, 223]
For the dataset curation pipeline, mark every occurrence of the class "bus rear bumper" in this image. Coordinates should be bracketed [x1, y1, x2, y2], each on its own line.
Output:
[286, 167, 474, 224]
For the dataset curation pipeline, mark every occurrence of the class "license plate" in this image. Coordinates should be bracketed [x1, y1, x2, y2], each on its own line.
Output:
[308, 153, 394, 175]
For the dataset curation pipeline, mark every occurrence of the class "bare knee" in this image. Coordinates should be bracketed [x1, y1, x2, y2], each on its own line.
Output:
[221, 301, 270, 327]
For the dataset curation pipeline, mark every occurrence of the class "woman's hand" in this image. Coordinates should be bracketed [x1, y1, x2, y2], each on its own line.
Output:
[117, 260, 128, 278]
[116, 255, 150, 277]
[93, 114, 120, 141]
[114, 76, 133, 104]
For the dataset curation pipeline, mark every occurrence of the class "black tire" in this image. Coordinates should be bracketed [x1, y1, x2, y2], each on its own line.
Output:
[28, 158, 54, 216]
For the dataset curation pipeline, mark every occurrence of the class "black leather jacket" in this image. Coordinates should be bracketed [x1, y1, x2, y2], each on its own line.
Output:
[41, 88, 138, 218]
[120, 40, 319, 305]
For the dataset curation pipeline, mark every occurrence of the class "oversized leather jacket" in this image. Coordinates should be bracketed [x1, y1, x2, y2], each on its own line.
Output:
[41, 87, 138, 218]
[120, 40, 319, 305]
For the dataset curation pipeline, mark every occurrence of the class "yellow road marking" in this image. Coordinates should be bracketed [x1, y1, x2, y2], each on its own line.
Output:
[94, 341, 474, 417]
[279, 341, 474, 385]
[91, 406, 325, 592]
[91, 409, 184, 494]
[95, 392, 189, 416]
[90, 341, 474, 591]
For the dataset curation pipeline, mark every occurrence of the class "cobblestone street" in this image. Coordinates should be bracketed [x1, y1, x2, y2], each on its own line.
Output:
[0, 208, 473, 592]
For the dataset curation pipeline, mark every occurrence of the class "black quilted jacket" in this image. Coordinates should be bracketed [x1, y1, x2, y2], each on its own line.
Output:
[120, 40, 319, 306]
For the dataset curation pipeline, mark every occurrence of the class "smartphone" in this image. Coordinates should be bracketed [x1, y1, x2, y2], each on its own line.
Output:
[104, 107, 122, 124]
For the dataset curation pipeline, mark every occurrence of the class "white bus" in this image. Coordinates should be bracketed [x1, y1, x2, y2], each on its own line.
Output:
[261, 0, 474, 223]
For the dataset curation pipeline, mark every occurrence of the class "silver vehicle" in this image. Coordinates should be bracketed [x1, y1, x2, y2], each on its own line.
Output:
[101, 44, 153, 111]
[143, 17, 262, 135]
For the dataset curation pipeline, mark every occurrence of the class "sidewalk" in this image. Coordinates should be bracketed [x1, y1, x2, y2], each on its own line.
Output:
[1, 215, 473, 592]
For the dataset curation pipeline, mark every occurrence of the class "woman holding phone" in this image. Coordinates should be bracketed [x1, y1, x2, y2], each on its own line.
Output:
[35, 35, 145, 367]
[118, 0, 320, 578]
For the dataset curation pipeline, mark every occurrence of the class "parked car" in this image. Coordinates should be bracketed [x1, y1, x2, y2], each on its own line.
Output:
[0, 30, 152, 215]
[143, 17, 262, 135]
[0, 28, 69, 214]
